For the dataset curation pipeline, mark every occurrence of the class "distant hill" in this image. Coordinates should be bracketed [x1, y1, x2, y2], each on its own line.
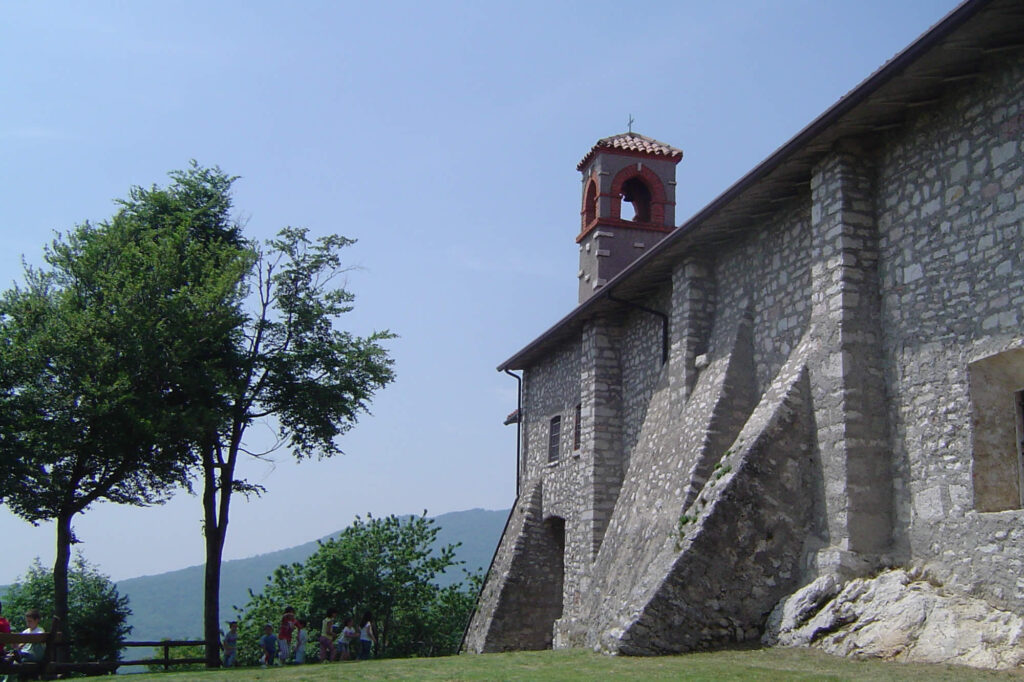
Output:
[116, 508, 508, 640]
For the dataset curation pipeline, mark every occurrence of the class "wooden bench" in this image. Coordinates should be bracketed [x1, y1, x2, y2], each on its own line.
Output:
[0, 624, 120, 679]
[0, 630, 58, 680]
[0, 625, 210, 678]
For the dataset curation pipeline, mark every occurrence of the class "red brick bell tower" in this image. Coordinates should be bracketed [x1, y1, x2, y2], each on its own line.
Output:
[576, 132, 682, 302]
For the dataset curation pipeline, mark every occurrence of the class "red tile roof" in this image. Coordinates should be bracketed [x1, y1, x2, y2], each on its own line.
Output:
[577, 132, 684, 170]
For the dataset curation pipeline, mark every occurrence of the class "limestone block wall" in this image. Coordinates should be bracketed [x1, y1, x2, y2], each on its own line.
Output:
[463, 482, 566, 652]
[808, 145, 892, 563]
[582, 310, 762, 650]
[714, 201, 813, 396]
[599, 345, 819, 654]
[520, 340, 584, 619]
[469, 33, 1024, 659]
[579, 231, 825, 654]
[669, 256, 715, 405]
[619, 285, 672, 468]
[522, 341, 580, 479]
[876, 51, 1024, 605]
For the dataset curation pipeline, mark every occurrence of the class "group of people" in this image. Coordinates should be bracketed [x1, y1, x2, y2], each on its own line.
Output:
[223, 605, 376, 667]
[0, 602, 45, 666]
[317, 609, 377, 662]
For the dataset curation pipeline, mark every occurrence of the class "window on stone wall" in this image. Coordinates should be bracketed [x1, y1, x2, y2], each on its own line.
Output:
[549, 416, 561, 462]
[573, 403, 581, 452]
[1016, 389, 1024, 502]
[968, 348, 1024, 511]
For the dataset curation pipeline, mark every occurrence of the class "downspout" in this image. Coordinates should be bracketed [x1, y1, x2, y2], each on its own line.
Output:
[505, 369, 523, 496]
[460, 368, 523, 653]
[607, 293, 669, 364]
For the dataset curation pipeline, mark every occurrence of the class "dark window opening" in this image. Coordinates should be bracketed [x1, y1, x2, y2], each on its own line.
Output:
[549, 416, 561, 462]
[621, 177, 652, 223]
[1016, 390, 1024, 507]
[583, 180, 598, 227]
[573, 403, 581, 451]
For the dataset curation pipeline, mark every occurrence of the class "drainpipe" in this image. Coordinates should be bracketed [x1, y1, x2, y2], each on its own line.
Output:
[607, 293, 669, 364]
[504, 369, 523, 496]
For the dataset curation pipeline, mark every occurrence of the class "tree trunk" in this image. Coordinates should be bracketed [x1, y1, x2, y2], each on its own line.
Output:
[53, 512, 73, 663]
[203, 525, 224, 668]
[202, 451, 223, 669]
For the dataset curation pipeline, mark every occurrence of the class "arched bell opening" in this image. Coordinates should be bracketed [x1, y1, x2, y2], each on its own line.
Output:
[582, 178, 598, 229]
[620, 176, 652, 223]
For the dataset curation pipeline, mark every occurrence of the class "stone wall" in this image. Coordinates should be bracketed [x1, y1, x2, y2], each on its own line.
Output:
[714, 201, 812, 396]
[522, 340, 580, 477]
[462, 482, 566, 652]
[876, 51, 1024, 606]
[605, 345, 819, 654]
[619, 285, 671, 468]
[468, 33, 1024, 657]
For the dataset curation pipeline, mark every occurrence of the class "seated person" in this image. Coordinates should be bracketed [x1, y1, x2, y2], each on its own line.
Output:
[5, 609, 45, 663]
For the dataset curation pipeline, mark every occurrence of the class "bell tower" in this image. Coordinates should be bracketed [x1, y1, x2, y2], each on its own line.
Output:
[576, 132, 683, 302]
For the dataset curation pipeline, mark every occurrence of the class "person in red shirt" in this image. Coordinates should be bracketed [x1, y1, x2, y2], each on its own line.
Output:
[277, 606, 297, 664]
[0, 600, 10, 659]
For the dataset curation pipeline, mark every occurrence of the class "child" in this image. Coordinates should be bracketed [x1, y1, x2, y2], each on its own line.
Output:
[6, 609, 45, 663]
[259, 624, 277, 668]
[319, 608, 337, 662]
[338, 616, 358, 660]
[278, 605, 297, 665]
[358, 611, 376, 660]
[293, 618, 308, 664]
[222, 621, 238, 668]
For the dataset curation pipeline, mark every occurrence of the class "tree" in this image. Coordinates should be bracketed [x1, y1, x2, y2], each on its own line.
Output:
[0, 165, 251, 647]
[197, 227, 395, 666]
[235, 513, 479, 662]
[3, 557, 131, 663]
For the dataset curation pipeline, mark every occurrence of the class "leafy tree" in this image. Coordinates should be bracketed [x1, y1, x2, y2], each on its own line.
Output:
[0, 163, 394, 669]
[0, 165, 251, 644]
[197, 227, 395, 666]
[3, 557, 131, 663]
[419, 576, 482, 657]
[236, 513, 478, 662]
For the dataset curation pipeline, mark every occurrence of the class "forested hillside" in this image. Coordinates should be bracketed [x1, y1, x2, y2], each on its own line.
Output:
[117, 508, 508, 640]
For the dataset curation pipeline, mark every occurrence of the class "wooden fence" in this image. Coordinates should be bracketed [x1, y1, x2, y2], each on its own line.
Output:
[118, 639, 209, 671]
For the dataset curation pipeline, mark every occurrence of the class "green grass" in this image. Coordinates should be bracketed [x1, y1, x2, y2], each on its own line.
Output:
[120, 647, 1024, 681]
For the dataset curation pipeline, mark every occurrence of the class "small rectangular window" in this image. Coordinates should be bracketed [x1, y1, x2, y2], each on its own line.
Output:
[549, 416, 561, 462]
[1016, 390, 1024, 507]
[967, 349, 1024, 512]
[573, 403, 582, 451]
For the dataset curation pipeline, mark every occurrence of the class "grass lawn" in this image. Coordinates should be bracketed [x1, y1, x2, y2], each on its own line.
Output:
[121, 647, 1024, 681]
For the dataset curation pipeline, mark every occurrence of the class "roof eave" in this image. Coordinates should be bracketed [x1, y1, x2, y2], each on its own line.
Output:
[498, 0, 998, 373]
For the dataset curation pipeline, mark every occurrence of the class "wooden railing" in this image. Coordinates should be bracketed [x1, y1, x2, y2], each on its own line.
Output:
[118, 640, 208, 671]
[0, 624, 210, 676]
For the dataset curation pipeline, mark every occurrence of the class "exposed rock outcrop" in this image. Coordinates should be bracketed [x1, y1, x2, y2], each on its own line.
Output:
[765, 569, 1024, 670]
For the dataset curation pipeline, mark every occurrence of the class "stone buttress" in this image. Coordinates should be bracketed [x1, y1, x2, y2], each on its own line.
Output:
[467, 31, 1024, 654]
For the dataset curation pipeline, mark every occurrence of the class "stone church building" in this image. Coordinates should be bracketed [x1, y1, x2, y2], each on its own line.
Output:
[464, 0, 1024, 656]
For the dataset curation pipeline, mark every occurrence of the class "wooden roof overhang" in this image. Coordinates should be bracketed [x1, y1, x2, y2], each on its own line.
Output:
[498, 0, 1024, 372]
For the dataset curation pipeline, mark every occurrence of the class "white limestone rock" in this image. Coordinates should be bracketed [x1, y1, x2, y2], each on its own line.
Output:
[765, 569, 1024, 670]
[763, 574, 842, 646]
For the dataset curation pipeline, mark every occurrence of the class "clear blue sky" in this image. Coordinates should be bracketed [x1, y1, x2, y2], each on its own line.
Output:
[0, 0, 961, 584]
